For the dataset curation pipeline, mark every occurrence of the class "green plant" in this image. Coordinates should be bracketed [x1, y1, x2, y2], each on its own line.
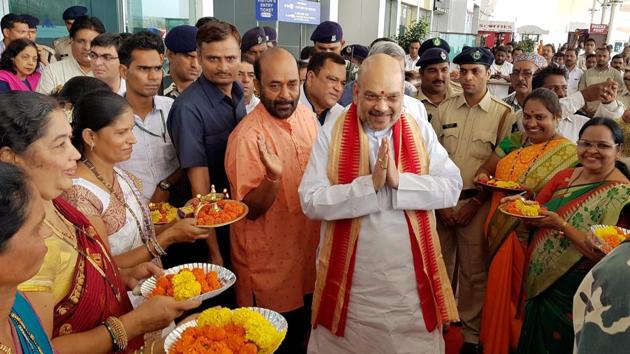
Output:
[518, 37, 536, 53]
[395, 19, 430, 52]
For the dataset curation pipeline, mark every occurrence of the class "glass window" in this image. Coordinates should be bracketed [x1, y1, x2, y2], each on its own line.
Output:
[123, 0, 196, 33]
[8, 0, 89, 42]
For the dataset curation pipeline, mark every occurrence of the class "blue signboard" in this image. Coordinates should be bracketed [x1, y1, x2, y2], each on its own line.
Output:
[278, 0, 320, 25]
[256, 0, 278, 21]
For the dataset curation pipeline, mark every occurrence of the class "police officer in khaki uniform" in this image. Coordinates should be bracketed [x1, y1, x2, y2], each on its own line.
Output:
[431, 46, 515, 354]
[53, 6, 87, 61]
[21, 14, 56, 67]
[416, 38, 462, 123]
[416, 47, 462, 123]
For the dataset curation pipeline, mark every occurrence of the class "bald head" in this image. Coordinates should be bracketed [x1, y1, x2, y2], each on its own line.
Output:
[358, 53, 404, 89]
[354, 53, 404, 131]
[254, 47, 297, 81]
[254, 47, 301, 119]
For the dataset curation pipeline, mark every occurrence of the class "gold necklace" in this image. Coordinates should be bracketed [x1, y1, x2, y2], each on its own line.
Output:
[44, 215, 122, 303]
[0, 343, 12, 354]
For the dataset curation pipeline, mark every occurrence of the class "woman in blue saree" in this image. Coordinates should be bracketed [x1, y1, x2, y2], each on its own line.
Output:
[0, 163, 54, 354]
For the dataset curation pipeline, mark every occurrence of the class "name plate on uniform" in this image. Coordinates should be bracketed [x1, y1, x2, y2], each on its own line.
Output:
[442, 123, 458, 129]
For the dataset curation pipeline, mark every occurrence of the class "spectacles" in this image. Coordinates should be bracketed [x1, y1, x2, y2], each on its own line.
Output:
[510, 70, 533, 79]
[88, 52, 119, 61]
[577, 139, 618, 151]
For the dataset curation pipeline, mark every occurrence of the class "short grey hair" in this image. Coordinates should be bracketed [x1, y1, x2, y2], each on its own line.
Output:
[367, 41, 406, 60]
[364, 42, 406, 88]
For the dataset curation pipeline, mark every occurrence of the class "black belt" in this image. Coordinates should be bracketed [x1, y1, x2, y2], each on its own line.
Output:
[459, 189, 479, 200]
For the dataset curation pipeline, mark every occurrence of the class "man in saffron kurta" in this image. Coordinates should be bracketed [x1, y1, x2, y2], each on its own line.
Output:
[299, 54, 462, 354]
[225, 48, 320, 354]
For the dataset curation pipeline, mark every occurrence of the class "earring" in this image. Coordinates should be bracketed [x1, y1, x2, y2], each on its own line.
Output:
[90, 144, 95, 152]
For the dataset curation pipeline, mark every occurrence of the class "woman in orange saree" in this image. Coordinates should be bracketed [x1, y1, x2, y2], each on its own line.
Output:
[475, 89, 579, 354]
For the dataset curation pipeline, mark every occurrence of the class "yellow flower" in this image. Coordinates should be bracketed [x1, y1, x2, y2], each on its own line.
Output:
[198, 307, 233, 327]
[515, 199, 540, 216]
[594, 226, 620, 238]
[172, 270, 201, 300]
[231, 308, 286, 354]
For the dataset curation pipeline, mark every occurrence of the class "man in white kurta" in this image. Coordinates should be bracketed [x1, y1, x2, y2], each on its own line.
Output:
[299, 54, 462, 354]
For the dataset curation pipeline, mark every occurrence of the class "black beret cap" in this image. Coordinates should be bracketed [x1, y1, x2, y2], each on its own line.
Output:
[164, 25, 198, 53]
[419, 37, 450, 56]
[62, 6, 88, 21]
[453, 47, 494, 66]
[344, 44, 368, 60]
[241, 27, 267, 51]
[310, 21, 343, 43]
[20, 14, 39, 28]
[417, 47, 450, 68]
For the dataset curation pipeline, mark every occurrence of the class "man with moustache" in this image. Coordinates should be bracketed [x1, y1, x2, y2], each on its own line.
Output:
[432, 47, 515, 354]
[37, 16, 105, 94]
[225, 47, 320, 354]
[503, 53, 547, 112]
[300, 53, 460, 354]
[416, 47, 462, 123]
[163, 25, 200, 99]
[168, 20, 246, 271]
[300, 51, 346, 125]
[579, 47, 625, 115]
[564, 48, 583, 95]
[116, 32, 181, 204]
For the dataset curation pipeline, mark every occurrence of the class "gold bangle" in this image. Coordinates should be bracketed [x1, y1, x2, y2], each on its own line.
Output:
[150, 340, 156, 354]
[104, 316, 128, 352]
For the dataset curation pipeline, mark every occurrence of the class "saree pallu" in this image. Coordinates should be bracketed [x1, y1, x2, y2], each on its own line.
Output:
[480, 136, 577, 354]
[52, 197, 143, 352]
[11, 292, 55, 354]
[517, 180, 630, 354]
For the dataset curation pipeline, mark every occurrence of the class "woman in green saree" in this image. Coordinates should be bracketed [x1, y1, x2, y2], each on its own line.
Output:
[515, 118, 630, 354]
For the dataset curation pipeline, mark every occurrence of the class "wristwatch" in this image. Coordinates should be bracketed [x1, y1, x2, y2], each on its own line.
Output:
[158, 180, 172, 191]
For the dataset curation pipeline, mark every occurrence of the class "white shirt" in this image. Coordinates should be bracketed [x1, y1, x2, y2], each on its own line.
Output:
[404, 54, 420, 71]
[245, 94, 260, 114]
[116, 96, 179, 201]
[490, 61, 513, 77]
[36, 55, 92, 95]
[403, 94, 429, 121]
[300, 110, 461, 354]
[116, 78, 127, 96]
[560, 90, 624, 119]
[557, 113, 589, 143]
[566, 66, 584, 95]
[300, 83, 344, 125]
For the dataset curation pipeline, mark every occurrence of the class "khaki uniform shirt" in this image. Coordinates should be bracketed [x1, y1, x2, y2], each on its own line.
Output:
[433, 90, 515, 189]
[416, 80, 462, 124]
[52, 37, 72, 61]
[36, 45, 57, 66]
[578, 66, 625, 113]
